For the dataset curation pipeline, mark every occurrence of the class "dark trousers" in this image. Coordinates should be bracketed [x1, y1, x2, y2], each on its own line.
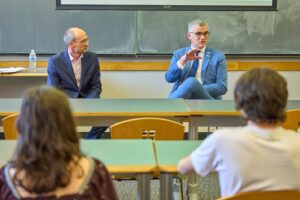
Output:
[84, 126, 108, 139]
[77, 95, 108, 139]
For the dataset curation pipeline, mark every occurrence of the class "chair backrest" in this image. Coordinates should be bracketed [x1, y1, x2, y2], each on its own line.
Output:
[217, 190, 300, 200]
[283, 109, 300, 131]
[110, 117, 184, 140]
[2, 113, 19, 139]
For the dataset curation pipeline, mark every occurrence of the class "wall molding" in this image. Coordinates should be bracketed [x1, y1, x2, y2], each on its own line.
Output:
[1, 60, 300, 71]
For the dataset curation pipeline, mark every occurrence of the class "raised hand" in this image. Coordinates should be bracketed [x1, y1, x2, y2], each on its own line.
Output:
[179, 49, 202, 66]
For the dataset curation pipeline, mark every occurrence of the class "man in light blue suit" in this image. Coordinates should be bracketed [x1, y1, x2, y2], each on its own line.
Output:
[47, 27, 106, 139]
[166, 19, 227, 99]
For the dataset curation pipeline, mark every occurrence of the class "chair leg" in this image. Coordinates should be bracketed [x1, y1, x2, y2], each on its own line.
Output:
[207, 126, 210, 137]
[186, 174, 199, 200]
[179, 177, 184, 200]
[173, 176, 184, 200]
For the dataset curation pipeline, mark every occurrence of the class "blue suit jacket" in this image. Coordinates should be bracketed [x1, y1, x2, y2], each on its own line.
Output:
[47, 50, 101, 98]
[165, 47, 227, 99]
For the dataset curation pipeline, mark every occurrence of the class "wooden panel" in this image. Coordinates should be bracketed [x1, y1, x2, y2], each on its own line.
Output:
[1, 60, 300, 71]
[238, 61, 300, 71]
[0, 61, 46, 68]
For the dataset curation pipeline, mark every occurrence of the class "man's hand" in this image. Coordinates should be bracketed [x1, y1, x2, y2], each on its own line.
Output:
[179, 49, 202, 66]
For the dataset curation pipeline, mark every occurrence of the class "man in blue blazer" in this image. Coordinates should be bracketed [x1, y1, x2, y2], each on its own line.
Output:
[48, 27, 106, 139]
[166, 19, 227, 99]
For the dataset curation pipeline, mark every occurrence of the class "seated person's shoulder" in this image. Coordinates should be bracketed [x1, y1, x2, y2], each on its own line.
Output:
[0, 166, 10, 199]
[0, 166, 5, 183]
[282, 128, 300, 140]
[207, 47, 225, 57]
[174, 47, 189, 55]
[209, 127, 246, 141]
[92, 158, 109, 173]
[85, 51, 98, 59]
[86, 158, 118, 198]
[48, 51, 65, 62]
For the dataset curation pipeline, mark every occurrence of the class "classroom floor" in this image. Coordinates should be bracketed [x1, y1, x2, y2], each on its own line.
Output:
[114, 173, 220, 200]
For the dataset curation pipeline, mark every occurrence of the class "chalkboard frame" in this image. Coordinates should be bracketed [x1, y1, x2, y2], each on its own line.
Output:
[56, 0, 277, 11]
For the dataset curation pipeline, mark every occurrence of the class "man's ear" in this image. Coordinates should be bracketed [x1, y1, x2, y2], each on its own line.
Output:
[187, 32, 191, 40]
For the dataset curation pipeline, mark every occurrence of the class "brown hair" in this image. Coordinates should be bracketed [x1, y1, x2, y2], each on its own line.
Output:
[234, 67, 288, 124]
[11, 86, 82, 193]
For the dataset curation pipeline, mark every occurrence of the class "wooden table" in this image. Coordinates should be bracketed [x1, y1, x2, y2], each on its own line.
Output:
[0, 68, 47, 77]
[185, 100, 300, 140]
[1, 98, 299, 138]
[154, 140, 202, 200]
[0, 139, 156, 200]
[0, 98, 190, 126]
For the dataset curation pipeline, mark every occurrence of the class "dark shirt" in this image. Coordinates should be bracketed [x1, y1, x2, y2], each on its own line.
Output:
[0, 158, 118, 200]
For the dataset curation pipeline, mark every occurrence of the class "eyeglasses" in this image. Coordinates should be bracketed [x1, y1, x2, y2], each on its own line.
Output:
[189, 31, 210, 38]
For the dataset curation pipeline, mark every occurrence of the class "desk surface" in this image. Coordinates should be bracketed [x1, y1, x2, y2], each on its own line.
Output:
[0, 68, 47, 77]
[185, 100, 239, 116]
[155, 140, 201, 173]
[0, 140, 202, 173]
[0, 98, 190, 117]
[287, 100, 300, 110]
[80, 139, 156, 173]
[0, 140, 15, 167]
[186, 100, 300, 116]
[0, 99, 299, 121]
[70, 98, 189, 117]
[0, 139, 156, 174]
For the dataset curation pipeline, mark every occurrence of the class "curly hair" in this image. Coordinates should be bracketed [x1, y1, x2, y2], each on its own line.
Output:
[234, 67, 288, 124]
[10, 86, 82, 194]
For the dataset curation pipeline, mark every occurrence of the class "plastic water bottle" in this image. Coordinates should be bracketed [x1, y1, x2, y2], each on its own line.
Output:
[29, 49, 37, 71]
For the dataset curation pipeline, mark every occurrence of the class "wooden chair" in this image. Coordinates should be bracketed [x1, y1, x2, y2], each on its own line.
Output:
[2, 113, 19, 139]
[217, 190, 300, 200]
[283, 109, 300, 131]
[110, 117, 184, 140]
[111, 117, 185, 198]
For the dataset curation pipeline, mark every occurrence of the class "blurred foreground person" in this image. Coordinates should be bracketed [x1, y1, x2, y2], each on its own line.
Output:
[178, 68, 300, 197]
[0, 86, 118, 200]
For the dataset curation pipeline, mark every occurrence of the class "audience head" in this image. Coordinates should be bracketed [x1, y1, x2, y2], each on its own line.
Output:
[187, 19, 210, 49]
[234, 67, 288, 125]
[12, 85, 81, 193]
[63, 27, 89, 55]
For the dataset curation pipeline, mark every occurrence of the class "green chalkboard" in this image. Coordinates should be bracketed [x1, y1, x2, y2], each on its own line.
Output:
[0, 0, 299, 55]
[0, 0, 136, 54]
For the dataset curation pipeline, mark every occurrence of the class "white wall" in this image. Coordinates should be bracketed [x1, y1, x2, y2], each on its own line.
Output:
[0, 71, 299, 99]
[226, 71, 300, 100]
[101, 71, 300, 100]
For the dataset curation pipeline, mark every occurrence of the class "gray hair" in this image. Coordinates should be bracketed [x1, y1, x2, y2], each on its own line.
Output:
[188, 19, 208, 31]
[63, 28, 76, 46]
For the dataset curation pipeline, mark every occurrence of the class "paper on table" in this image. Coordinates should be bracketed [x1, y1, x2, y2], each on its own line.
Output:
[0, 67, 25, 73]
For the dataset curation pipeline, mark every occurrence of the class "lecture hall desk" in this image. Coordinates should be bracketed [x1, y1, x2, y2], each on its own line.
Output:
[0, 139, 156, 200]
[0, 98, 189, 126]
[154, 140, 202, 200]
[185, 100, 300, 140]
